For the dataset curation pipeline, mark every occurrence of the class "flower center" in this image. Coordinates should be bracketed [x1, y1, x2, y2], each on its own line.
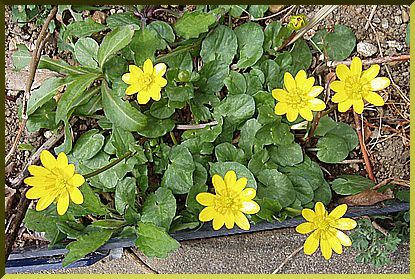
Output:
[140, 74, 153, 87]
[55, 176, 68, 189]
[214, 193, 241, 214]
[345, 75, 370, 100]
[287, 88, 309, 109]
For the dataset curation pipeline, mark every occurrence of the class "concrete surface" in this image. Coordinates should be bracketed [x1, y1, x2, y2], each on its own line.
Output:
[35, 228, 410, 274]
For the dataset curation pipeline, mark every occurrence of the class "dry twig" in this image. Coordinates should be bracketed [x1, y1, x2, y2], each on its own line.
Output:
[364, 5, 377, 30]
[327, 55, 410, 68]
[271, 245, 304, 274]
[354, 112, 376, 182]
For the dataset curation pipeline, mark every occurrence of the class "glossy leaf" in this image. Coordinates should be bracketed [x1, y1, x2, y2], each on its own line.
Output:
[141, 187, 177, 230]
[257, 169, 296, 208]
[200, 25, 237, 65]
[74, 37, 99, 68]
[71, 129, 105, 161]
[97, 26, 134, 67]
[331, 175, 375, 195]
[174, 11, 216, 39]
[209, 161, 257, 190]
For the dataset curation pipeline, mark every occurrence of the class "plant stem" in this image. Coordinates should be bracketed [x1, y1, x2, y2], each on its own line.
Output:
[353, 112, 376, 182]
[169, 131, 178, 145]
[284, 207, 302, 215]
[84, 151, 133, 179]
[327, 54, 410, 68]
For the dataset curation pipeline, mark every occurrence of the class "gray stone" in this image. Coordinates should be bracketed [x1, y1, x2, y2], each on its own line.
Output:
[381, 18, 389, 29]
[357, 42, 378, 57]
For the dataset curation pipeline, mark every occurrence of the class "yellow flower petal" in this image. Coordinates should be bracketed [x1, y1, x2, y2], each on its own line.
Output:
[199, 206, 216, 222]
[126, 84, 140, 95]
[299, 107, 313, 121]
[224, 170, 237, 188]
[68, 174, 85, 188]
[286, 109, 299, 122]
[122, 73, 133, 84]
[296, 222, 316, 234]
[212, 213, 225, 230]
[36, 193, 57, 211]
[361, 64, 380, 81]
[331, 92, 348, 103]
[274, 102, 288, 115]
[57, 190, 70, 215]
[68, 187, 84, 204]
[302, 208, 316, 222]
[303, 76, 315, 92]
[335, 64, 351, 81]
[26, 187, 49, 199]
[295, 69, 307, 83]
[307, 99, 326, 111]
[224, 212, 235, 229]
[304, 230, 320, 255]
[154, 63, 167, 76]
[196, 192, 216, 206]
[155, 76, 167, 88]
[129, 65, 143, 77]
[330, 81, 345, 93]
[234, 177, 248, 193]
[40, 150, 57, 170]
[364, 92, 384, 106]
[57, 152, 68, 169]
[24, 176, 55, 187]
[332, 218, 357, 230]
[327, 230, 343, 254]
[137, 91, 151, 104]
[234, 211, 250, 230]
[149, 84, 162, 101]
[307, 86, 323, 97]
[143, 59, 153, 75]
[353, 99, 364, 114]
[240, 201, 260, 214]
[338, 99, 353, 112]
[62, 164, 75, 179]
[272, 89, 288, 102]
[331, 228, 352, 246]
[241, 188, 255, 200]
[314, 202, 327, 217]
[283, 72, 296, 92]
[328, 204, 347, 220]
[350, 57, 362, 77]
[320, 235, 333, 260]
[28, 165, 52, 177]
[370, 77, 390, 91]
[212, 174, 226, 196]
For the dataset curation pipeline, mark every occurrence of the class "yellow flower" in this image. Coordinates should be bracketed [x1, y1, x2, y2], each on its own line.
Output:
[288, 14, 308, 30]
[272, 70, 326, 122]
[196, 170, 260, 230]
[330, 57, 390, 114]
[296, 202, 357, 260]
[122, 58, 168, 105]
[24, 150, 85, 215]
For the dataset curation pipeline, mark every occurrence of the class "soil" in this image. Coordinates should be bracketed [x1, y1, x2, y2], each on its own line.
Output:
[4, 3, 410, 263]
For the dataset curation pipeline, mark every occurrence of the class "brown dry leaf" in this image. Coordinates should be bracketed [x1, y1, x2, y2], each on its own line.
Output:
[5, 186, 17, 214]
[269, 5, 285, 13]
[338, 188, 394, 206]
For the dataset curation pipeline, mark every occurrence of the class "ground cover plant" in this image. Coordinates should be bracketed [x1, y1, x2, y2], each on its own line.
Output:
[5, 5, 410, 268]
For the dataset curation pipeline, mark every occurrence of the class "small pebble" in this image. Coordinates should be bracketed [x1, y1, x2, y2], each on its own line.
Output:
[381, 18, 388, 29]
[357, 41, 378, 57]
[395, 15, 402, 25]
[110, 8, 116, 14]
[372, 17, 381, 24]
[44, 130, 52, 139]
[402, 9, 409, 23]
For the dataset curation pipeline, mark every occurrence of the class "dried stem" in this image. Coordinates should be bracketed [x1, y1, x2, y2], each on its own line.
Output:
[353, 112, 376, 182]
[271, 245, 304, 274]
[176, 121, 218, 130]
[5, 6, 58, 166]
[327, 55, 410, 68]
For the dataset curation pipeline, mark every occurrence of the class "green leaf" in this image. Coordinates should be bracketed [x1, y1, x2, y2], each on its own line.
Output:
[256, 197, 282, 222]
[254, 91, 276, 109]
[209, 161, 257, 190]
[97, 26, 134, 67]
[316, 134, 349, 163]
[290, 39, 312, 74]
[313, 180, 332, 205]
[101, 82, 147, 132]
[215, 94, 255, 127]
[12, 44, 31, 70]
[135, 222, 180, 258]
[260, 59, 280, 91]
[269, 142, 303, 167]
[229, 5, 247, 17]
[64, 18, 107, 40]
[248, 5, 268, 18]
[157, 51, 193, 73]
[166, 84, 194, 102]
[62, 230, 113, 267]
[331, 175, 375, 195]
[27, 99, 59, 133]
[38, 57, 91, 75]
[67, 183, 109, 216]
[106, 12, 141, 30]
[234, 22, 264, 68]
[74, 94, 102, 116]
[287, 175, 314, 205]
[186, 183, 208, 215]
[195, 60, 229, 93]
[239, 119, 262, 158]
[18, 143, 35, 152]
[24, 208, 63, 245]
[273, 27, 293, 50]
[263, 21, 282, 51]
[169, 144, 195, 170]
[91, 219, 127, 229]
[54, 120, 72, 154]
[71, 129, 105, 161]
[244, 68, 265, 95]
[257, 169, 296, 208]
[55, 73, 100, 124]
[102, 55, 128, 84]
[200, 25, 237, 65]
[174, 11, 216, 39]
[314, 115, 337, 136]
[74, 37, 99, 68]
[150, 98, 175, 119]
[215, 143, 245, 163]
[131, 28, 166, 65]
[312, 24, 356, 61]
[257, 105, 279, 125]
[115, 177, 137, 215]
[224, 71, 247, 95]
[193, 162, 208, 186]
[136, 113, 175, 138]
[141, 187, 177, 230]
[27, 77, 63, 115]
[326, 122, 358, 151]
[396, 190, 410, 203]
[148, 21, 175, 43]
[56, 221, 85, 239]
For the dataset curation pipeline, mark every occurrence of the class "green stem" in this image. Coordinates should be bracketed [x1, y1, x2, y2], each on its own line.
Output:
[321, 106, 336, 117]
[285, 207, 302, 215]
[170, 131, 178, 145]
[84, 151, 133, 179]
